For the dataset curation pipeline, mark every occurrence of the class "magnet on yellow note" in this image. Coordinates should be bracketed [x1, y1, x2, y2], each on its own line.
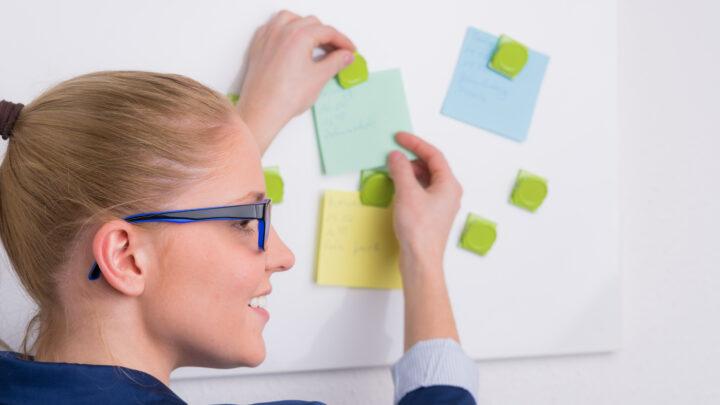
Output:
[359, 169, 394, 207]
[337, 52, 369, 89]
[459, 214, 497, 256]
[510, 169, 548, 212]
[263, 166, 284, 204]
[488, 35, 529, 79]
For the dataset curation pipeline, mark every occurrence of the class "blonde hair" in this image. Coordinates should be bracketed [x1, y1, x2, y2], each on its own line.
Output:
[0, 71, 235, 357]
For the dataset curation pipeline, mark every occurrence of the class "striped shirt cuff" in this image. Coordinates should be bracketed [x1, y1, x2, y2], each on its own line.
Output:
[391, 338, 479, 404]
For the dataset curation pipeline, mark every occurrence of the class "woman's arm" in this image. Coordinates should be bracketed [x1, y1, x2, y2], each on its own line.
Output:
[237, 10, 356, 153]
[387, 132, 464, 351]
[387, 132, 478, 404]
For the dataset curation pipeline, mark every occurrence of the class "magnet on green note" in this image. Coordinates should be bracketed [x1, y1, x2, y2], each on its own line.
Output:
[488, 35, 529, 79]
[337, 52, 368, 89]
[459, 214, 497, 256]
[510, 170, 548, 212]
[227, 93, 240, 106]
[263, 166, 284, 204]
[359, 169, 394, 207]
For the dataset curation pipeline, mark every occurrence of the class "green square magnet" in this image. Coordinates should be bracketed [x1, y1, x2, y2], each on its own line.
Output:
[227, 93, 240, 106]
[263, 166, 284, 204]
[488, 35, 529, 79]
[510, 169, 548, 212]
[337, 52, 369, 89]
[359, 169, 394, 207]
[459, 213, 497, 256]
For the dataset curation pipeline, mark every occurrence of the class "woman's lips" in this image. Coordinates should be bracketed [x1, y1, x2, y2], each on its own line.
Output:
[249, 306, 269, 321]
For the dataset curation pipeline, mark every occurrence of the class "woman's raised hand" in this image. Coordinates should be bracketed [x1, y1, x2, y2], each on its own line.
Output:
[387, 132, 463, 272]
[387, 132, 464, 349]
[238, 10, 356, 152]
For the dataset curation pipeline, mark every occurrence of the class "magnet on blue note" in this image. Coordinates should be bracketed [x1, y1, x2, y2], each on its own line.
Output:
[441, 27, 549, 142]
[488, 35, 529, 79]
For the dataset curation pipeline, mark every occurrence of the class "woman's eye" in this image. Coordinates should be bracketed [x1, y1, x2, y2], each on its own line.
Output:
[232, 219, 256, 234]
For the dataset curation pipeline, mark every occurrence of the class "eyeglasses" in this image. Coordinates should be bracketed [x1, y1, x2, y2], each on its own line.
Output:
[87, 198, 272, 280]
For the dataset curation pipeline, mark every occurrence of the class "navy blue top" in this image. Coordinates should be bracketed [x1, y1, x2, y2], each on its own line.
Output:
[0, 350, 475, 404]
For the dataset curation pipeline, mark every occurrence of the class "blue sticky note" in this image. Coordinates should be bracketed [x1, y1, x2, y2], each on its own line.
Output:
[441, 27, 549, 142]
[312, 69, 414, 176]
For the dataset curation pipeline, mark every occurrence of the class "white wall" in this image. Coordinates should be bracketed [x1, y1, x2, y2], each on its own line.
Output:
[169, 0, 720, 403]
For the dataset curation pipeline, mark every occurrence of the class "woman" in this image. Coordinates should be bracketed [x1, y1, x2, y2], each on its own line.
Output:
[0, 11, 478, 405]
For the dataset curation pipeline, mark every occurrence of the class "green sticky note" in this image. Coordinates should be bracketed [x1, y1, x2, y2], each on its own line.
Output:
[359, 169, 395, 207]
[488, 35, 529, 79]
[227, 93, 240, 105]
[337, 52, 368, 89]
[264, 166, 284, 204]
[459, 214, 497, 256]
[312, 69, 415, 175]
[510, 170, 548, 212]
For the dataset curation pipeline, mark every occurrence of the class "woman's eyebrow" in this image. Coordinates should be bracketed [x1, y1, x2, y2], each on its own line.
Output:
[229, 191, 265, 204]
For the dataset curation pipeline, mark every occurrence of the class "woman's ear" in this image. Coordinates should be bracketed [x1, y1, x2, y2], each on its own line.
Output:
[91, 220, 149, 296]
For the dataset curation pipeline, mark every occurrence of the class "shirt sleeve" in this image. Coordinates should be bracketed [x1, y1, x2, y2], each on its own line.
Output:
[391, 338, 479, 405]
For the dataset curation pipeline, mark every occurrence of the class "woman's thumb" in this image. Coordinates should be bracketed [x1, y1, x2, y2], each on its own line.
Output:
[387, 150, 419, 194]
[320, 50, 354, 79]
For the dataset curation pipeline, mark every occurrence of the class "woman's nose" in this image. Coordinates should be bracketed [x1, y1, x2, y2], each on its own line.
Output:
[265, 226, 295, 273]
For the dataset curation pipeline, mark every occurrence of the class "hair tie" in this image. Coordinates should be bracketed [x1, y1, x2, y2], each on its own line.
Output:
[0, 100, 25, 140]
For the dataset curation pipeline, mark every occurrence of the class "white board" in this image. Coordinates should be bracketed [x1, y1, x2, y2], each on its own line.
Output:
[0, 0, 619, 380]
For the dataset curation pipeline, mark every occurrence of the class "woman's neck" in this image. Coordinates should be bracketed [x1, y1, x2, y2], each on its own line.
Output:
[33, 307, 176, 387]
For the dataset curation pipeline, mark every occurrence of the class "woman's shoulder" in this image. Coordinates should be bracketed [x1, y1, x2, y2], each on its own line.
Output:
[0, 350, 185, 404]
[246, 402, 325, 405]
[1, 351, 329, 405]
[399, 385, 476, 404]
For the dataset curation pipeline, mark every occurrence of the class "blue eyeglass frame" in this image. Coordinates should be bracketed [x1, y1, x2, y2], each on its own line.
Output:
[87, 198, 272, 280]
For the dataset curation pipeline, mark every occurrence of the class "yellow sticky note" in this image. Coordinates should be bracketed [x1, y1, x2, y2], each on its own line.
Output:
[316, 190, 402, 289]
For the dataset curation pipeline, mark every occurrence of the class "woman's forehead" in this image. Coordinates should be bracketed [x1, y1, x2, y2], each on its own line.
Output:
[175, 120, 265, 208]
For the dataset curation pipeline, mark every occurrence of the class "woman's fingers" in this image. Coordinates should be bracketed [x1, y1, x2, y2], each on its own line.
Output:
[394, 132, 453, 184]
[317, 51, 354, 78]
[308, 24, 356, 52]
[271, 10, 301, 26]
[387, 151, 421, 194]
[307, 25, 356, 78]
[287, 14, 322, 29]
[410, 159, 431, 188]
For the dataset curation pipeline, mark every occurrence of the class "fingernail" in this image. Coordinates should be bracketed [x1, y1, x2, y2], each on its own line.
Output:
[344, 51, 355, 65]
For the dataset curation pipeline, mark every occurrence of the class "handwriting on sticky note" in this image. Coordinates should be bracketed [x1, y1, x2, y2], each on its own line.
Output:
[312, 69, 414, 175]
[316, 190, 402, 289]
[441, 27, 549, 142]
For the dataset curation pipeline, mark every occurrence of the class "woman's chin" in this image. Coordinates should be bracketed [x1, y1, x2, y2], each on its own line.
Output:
[237, 339, 267, 368]
[186, 339, 266, 369]
[245, 356, 265, 368]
